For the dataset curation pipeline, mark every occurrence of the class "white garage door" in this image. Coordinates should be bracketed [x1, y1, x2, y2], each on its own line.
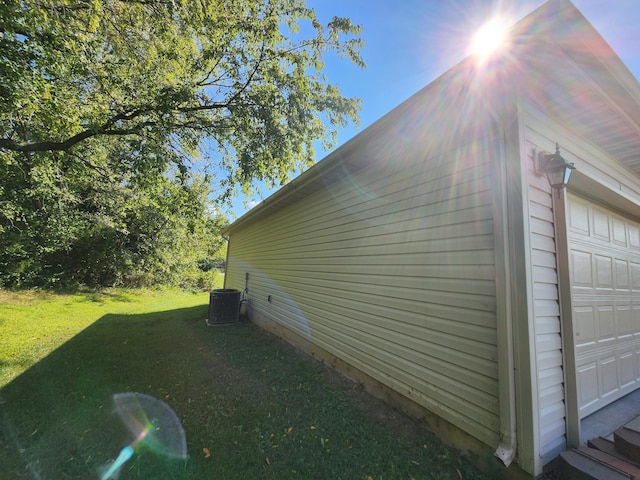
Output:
[568, 194, 640, 419]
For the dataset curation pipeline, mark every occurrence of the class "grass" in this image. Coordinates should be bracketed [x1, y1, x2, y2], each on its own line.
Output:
[0, 287, 219, 386]
[0, 289, 499, 480]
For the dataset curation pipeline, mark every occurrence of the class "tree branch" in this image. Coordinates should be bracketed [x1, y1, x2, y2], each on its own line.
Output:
[0, 100, 238, 152]
[1, 30, 270, 155]
[0, 129, 96, 152]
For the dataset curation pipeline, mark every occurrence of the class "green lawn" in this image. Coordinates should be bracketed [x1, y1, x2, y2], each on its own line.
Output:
[0, 289, 499, 479]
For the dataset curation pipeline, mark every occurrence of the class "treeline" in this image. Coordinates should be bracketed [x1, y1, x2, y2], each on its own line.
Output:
[0, 152, 227, 289]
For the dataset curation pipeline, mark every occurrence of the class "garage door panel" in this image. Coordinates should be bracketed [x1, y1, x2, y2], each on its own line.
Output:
[598, 306, 615, 340]
[595, 255, 613, 288]
[574, 306, 596, 346]
[616, 260, 630, 288]
[619, 306, 633, 337]
[600, 356, 619, 398]
[620, 352, 636, 387]
[569, 200, 590, 233]
[630, 226, 640, 248]
[569, 194, 640, 418]
[613, 219, 628, 246]
[577, 362, 599, 410]
[571, 251, 593, 286]
[592, 208, 610, 241]
[631, 262, 640, 290]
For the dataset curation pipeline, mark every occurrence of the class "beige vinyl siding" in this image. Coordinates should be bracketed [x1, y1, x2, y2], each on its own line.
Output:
[523, 119, 567, 464]
[226, 137, 501, 447]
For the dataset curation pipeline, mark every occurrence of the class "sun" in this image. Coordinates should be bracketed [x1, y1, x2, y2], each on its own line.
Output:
[469, 17, 509, 62]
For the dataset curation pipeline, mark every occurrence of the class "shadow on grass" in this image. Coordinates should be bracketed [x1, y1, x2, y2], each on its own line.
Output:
[0, 305, 208, 480]
[1, 304, 496, 480]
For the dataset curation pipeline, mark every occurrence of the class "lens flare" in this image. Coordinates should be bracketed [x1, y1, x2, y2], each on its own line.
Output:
[98, 392, 187, 480]
[113, 392, 187, 458]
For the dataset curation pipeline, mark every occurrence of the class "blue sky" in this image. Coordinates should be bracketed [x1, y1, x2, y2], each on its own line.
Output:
[228, 0, 640, 219]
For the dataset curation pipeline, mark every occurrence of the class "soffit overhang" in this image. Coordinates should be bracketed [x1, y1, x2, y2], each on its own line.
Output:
[512, 0, 640, 172]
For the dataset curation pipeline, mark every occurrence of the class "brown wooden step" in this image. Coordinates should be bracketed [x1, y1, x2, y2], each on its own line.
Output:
[615, 428, 640, 463]
[577, 446, 640, 480]
[624, 416, 640, 434]
[589, 438, 619, 455]
[559, 449, 631, 479]
[589, 437, 640, 468]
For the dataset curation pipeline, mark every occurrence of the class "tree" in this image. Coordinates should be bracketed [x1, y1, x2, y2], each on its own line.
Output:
[0, 0, 365, 288]
[0, 0, 364, 190]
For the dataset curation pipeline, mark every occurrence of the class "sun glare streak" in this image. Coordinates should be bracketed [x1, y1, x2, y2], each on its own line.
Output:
[469, 17, 510, 64]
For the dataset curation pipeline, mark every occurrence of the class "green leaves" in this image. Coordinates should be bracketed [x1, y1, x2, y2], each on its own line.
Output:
[0, 0, 364, 287]
[0, 0, 364, 187]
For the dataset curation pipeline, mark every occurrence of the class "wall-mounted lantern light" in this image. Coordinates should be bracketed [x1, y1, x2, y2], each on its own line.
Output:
[537, 143, 575, 190]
